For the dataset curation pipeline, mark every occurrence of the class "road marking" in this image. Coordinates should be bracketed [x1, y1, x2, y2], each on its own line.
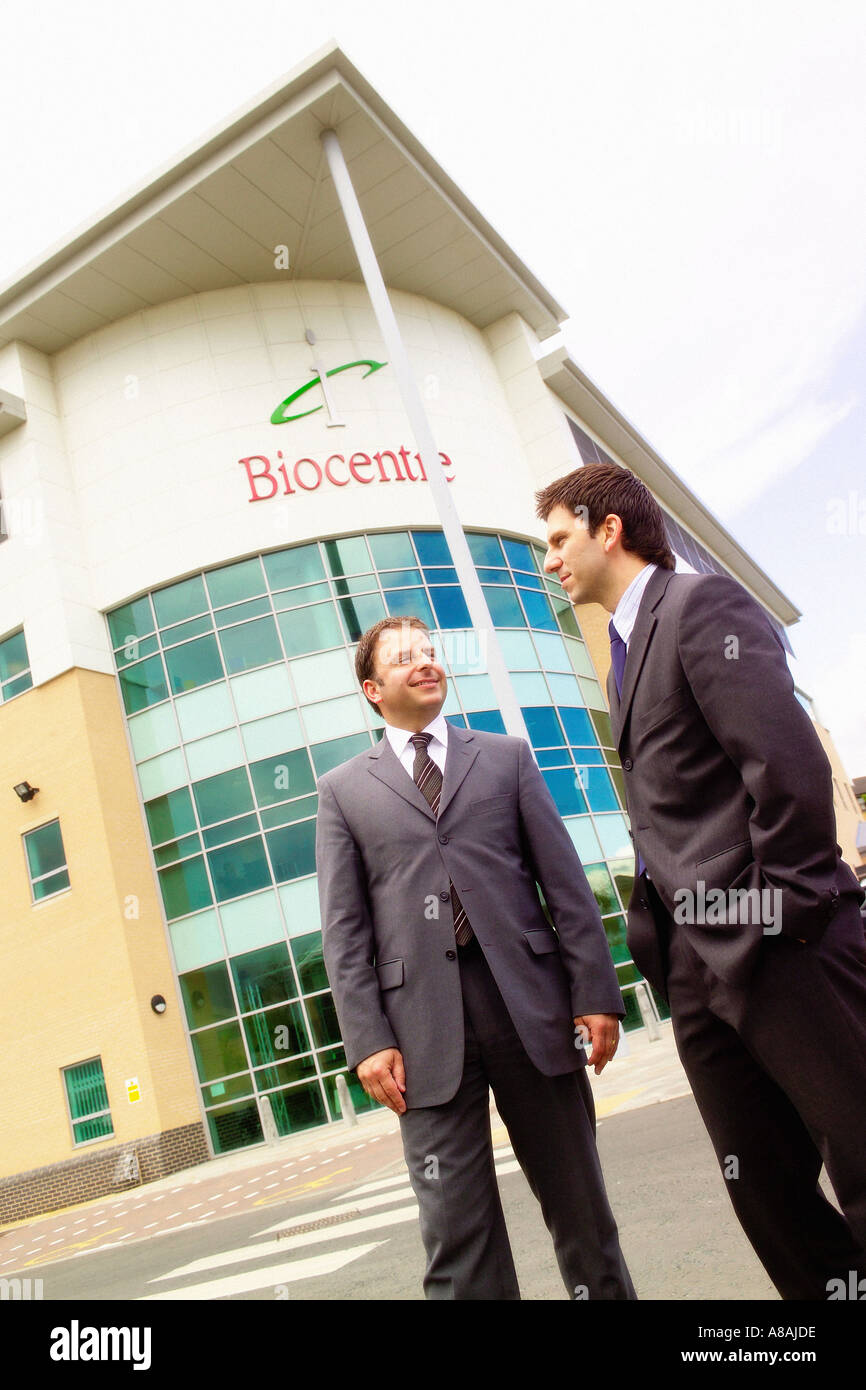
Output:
[141, 1244, 384, 1300]
[149, 1206, 419, 1281]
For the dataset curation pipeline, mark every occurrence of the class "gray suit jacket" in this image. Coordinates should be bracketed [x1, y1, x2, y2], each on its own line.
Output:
[607, 567, 864, 993]
[315, 725, 623, 1108]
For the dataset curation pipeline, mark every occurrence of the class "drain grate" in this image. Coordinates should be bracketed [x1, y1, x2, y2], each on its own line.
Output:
[275, 1209, 363, 1238]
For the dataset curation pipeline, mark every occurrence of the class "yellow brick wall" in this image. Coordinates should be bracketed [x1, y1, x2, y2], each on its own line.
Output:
[0, 669, 201, 1177]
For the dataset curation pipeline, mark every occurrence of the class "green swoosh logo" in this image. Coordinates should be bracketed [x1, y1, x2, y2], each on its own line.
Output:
[270, 359, 387, 424]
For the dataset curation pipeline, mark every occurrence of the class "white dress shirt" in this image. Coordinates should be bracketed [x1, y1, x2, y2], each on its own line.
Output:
[611, 563, 658, 648]
[384, 711, 450, 780]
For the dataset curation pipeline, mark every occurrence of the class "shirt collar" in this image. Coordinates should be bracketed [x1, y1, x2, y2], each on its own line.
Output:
[611, 563, 657, 647]
[384, 710, 450, 760]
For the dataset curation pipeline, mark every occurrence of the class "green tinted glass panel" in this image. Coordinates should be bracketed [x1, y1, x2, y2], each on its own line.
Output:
[268, 1082, 326, 1137]
[119, 654, 169, 714]
[273, 581, 331, 609]
[266, 821, 317, 883]
[107, 597, 155, 649]
[202, 813, 260, 849]
[324, 536, 371, 577]
[317, 1045, 346, 1072]
[208, 836, 271, 902]
[277, 603, 342, 657]
[231, 942, 297, 1011]
[583, 862, 619, 917]
[73, 1114, 114, 1144]
[619, 986, 643, 1032]
[193, 768, 253, 826]
[554, 599, 580, 638]
[191, 1020, 247, 1083]
[259, 795, 318, 830]
[2, 671, 33, 699]
[304, 992, 341, 1048]
[590, 708, 615, 749]
[292, 933, 328, 993]
[145, 787, 196, 845]
[604, 914, 630, 964]
[202, 1075, 254, 1106]
[339, 593, 386, 641]
[250, 748, 315, 806]
[369, 531, 415, 569]
[25, 821, 66, 878]
[310, 733, 371, 777]
[65, 1058, 109, 1121]
[153, 576, 208, 628]
[160, 615, 214, 646]
[243, 1001, 310, 1066]
[207, 1099, 263, 1154]
[214, 596, 271, 627]
[380, 568, 422, 589]
[113, 633, 160, 668]
[264, 544, 325, 590]
[218, 616, 282, 674]
[159, 856, 213, 918]
[206, 558, 266, 608]
[33, 869, 70, 899]
[164, 635, 224, 694]
[180, 962, 236, 1029]
[254, 1056, 316, 1090]
[332, 574, 378, 597]
[153, 833, 202, 865]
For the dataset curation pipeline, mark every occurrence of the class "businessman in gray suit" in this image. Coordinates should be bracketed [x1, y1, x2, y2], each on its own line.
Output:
[537, 461, 866, 1300]
[315, 615, 635, 1300]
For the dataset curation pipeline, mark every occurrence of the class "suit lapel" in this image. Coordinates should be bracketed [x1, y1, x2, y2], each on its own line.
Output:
[438, 725, 479, 819]
[615, 567, 677, 749]
[366, 736, 436, 820]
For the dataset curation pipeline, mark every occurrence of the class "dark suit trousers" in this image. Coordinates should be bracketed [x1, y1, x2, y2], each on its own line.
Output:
[397, 936, 636, 1300]
[649, 880, 866, 1299]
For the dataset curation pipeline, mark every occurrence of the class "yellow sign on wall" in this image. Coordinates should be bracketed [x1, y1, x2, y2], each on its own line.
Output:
[126, 1077, 141, 1104]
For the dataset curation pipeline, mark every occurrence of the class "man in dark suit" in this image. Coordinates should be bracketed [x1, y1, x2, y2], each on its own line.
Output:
[537, 461, 866, 1300]
[315, 615, 635, 1300]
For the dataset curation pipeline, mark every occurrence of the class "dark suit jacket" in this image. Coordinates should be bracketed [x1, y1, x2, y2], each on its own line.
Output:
[315, 725, 623, 1108]
[607, 567, 864, 994]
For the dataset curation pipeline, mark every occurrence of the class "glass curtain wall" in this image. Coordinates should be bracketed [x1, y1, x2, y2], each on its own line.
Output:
[108, 529, 666, 1154]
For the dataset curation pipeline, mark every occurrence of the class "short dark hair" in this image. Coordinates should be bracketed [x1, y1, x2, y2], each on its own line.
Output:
[535, 462, 676, 570]
[355, 616, 432, 708]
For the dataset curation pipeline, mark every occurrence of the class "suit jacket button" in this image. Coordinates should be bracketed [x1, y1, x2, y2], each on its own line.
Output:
[439, 833, 449, 844]
[639, 897, 649, 909]
[445, 949, 456, 960]
[623, 757, 634, 771]
[439, 890, 450, 901]
[829, 886, 840, 898]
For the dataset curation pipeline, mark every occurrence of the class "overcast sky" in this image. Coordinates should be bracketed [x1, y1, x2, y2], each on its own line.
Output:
[2, 0, 864, 773]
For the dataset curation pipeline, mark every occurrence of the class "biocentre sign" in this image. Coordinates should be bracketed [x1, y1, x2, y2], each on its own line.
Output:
[239, 446, 456, 500]
[238, 355, 456, 500]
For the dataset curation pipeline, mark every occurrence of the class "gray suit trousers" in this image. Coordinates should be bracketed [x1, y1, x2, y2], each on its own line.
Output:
[398, 936, 636, 1300]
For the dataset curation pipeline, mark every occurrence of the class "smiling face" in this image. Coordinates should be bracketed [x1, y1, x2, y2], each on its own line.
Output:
[542, 502, 613, 607]
[362, 623, 447, 730]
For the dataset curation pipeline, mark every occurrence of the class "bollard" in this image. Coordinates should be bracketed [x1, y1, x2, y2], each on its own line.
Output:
[634, 982, 661, 1041]
[336, 1074, 358, 1127]
[259, 1094, 279, 1146]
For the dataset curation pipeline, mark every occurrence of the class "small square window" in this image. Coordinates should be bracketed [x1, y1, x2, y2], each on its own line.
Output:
[63, 1057, 113, 1146]
[24, 819, 70, 901]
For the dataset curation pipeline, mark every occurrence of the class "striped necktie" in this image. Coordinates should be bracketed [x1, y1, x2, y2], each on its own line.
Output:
[410, 733, 473, 946]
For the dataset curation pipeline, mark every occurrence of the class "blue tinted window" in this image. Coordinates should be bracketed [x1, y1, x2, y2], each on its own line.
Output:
[482, 586, 525, 627]
[519, 589, 558, 631]
[468, 534, 504, 567]
[412, 531, 452, 566]
[522, 706, 565, 747]
[429, 586, 472, 629]
[208, 836, 271, 902]
[466, 710, 506, 734]
[580, 766, 620, 813]
[266, 821, 317, 882]
[384, 589, 435, 627]
[444, 713, 467, 727]
[541, 768, 587, 816]
[502, 538, 536, 572]
[559, 707, 596, 745]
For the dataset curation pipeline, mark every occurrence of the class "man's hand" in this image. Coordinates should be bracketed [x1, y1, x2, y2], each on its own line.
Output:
[356, 1048, 407, 1114]
[574, 1014, 620, 1074]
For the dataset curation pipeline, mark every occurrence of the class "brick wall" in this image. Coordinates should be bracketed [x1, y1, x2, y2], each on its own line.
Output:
[0, 1121, 209, 1225]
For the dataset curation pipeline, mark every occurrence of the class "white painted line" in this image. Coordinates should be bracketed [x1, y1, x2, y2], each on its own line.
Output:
[149, 1204, 419, 1281]
[320, 1158, 333, 1165]
[93, 1220, 107, 1228]
[166, 1213, 182, 1219]
[143, 1223, 159, 1230]
[221, 1202, 238, 1209]
[301, 1167, 315, 1174]
[228, 1185, 243, 1192]
[264, 1183, 279, 1190]
[49, 1239, 64, 1246]
[141, 1242, 384, 1300]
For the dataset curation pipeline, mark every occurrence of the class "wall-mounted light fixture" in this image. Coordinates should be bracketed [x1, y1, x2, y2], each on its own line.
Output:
[150, 995, 167, 1015]
[14, 781, 39, 801]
